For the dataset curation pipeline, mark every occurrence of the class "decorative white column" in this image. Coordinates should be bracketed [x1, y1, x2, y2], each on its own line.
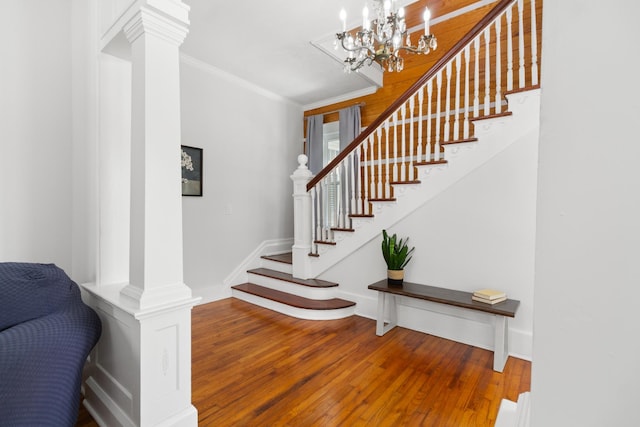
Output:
[120, 3, 192, 309]
[291, 154, 314, 279]
[81, 2, 199, 426]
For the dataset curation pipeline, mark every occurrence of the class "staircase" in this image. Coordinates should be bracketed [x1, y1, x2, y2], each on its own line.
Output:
[232, 0, 541, 320]
[231, 253, 356, 319]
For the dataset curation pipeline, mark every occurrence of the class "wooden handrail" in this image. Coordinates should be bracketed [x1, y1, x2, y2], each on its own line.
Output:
[307, 0, 515, 191]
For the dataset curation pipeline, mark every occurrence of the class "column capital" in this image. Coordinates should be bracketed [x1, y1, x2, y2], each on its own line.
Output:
[124, 5, 189, 47]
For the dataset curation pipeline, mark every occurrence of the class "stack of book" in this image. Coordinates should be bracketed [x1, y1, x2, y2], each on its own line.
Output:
[472, 289, 507, 305]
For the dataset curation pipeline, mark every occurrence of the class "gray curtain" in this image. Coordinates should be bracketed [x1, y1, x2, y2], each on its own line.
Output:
[306, 114, 324, 174]
[339, 105, 362, 151]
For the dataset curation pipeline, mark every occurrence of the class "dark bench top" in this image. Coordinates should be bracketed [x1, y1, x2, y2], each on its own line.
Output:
[368, 279, 519, 318]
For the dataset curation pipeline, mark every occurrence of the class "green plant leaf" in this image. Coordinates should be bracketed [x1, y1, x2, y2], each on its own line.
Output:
[381, 229, 415, 270]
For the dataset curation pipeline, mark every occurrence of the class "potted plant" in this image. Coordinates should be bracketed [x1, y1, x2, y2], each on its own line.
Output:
[381, 229, 415, 286]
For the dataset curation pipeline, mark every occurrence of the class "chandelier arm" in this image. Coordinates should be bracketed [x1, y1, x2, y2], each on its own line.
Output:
[349, 55, 376, 71]
[337, 32, 376, 56]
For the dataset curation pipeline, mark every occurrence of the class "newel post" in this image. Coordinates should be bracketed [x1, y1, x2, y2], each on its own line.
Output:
[291, 154, 313, 279]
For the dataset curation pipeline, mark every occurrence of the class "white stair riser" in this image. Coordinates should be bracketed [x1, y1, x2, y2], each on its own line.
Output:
[231, 289, 355, 320]
[259, 259, 293, 274]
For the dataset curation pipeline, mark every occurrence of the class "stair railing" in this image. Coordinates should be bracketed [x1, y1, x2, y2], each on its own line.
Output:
[293, 0, 539, 273]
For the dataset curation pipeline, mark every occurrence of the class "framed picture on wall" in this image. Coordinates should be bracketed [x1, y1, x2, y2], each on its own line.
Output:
[181, 145, 203, 196]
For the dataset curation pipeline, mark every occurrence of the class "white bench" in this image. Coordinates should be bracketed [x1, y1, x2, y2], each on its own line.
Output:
[368, 279, 520, 372]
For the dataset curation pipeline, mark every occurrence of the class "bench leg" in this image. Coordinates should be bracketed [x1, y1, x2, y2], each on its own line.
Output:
[493, 315, 509, 372]
[376, 292, 398, 336]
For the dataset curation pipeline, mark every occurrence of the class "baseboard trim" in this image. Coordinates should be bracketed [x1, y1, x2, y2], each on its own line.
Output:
[223, 238, 293, 288]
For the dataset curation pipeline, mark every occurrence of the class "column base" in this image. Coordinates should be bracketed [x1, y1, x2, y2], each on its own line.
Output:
[81, 282, 200, 427]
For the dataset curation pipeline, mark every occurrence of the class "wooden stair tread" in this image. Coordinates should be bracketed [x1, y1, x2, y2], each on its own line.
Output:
[331, 227, 354, 232]
[441, 137, 478, 146]
[505, 84, 540, 96]
[247, 268, 338, 288]
[415, 159, 448, 166]
[314, 240, 337, 246]
[260, 252, 292, 264]
[469, 111, 513, 122]
[349, 214, 374, 218]
[369, 198, 397, 202]
[232, 283, 355, 310]
[390, 180, 421, 185]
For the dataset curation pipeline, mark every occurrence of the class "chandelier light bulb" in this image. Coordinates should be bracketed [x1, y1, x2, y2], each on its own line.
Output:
[392, 33, 401, 49]
[423, 8, 431, 35]
[363, 6, 369, 30]
[340, 8, 347, 32]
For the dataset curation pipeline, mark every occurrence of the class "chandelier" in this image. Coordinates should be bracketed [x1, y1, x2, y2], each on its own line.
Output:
[335, 0, 437, 73]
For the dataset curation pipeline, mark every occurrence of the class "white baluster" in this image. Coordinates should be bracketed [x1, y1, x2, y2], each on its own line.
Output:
[392, 111, 398, 183]
[350, 150, 357, 219]
[484, 27, 491, 115]
[326, 176, 333, 239]
[317, 179, 324, 241]
[495, 18, 502, 114]
[454, 54, 461, 140]
[342, 160, 349, 228]
[310, 186, 317, 254]
[361, 140, 368, 215]
[426, 80, 433, 161]
[376, 127, 383, 199]
[331, 170, 345, 228]
[444, 62, 452, 142]
[473, 37, 480, 117]
[435, 71, 442, 161]
[463, 45, 470, 138]
[531, 0, 538, 85]
[518, 0, 525, 88]
[401, 103, 407, 182]
[417, 87, 424, 163]
[369, 134, 375, 208]
[506, 6, 514, 92]
[408, 94, 415, 180]
[384, 119, 391, 197]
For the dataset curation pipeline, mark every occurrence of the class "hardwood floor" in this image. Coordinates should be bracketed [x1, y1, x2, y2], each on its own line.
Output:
[77, 298, 530, 426]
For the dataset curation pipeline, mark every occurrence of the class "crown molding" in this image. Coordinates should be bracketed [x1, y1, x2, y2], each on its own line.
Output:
[124, 6, 189, 46]
[179, 53, 302, 108]
[302, 86, 378, 111]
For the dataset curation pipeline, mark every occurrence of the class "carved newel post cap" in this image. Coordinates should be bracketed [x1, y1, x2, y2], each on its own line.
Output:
[297, 154, 308, 169]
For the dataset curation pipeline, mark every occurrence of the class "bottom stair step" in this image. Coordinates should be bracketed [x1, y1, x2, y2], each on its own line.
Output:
[232, 283, 355, 310]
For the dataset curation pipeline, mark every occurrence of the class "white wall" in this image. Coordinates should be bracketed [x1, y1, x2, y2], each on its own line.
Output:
[180, 57, 302, 302]
[320, 126, 538, 359]
[532, 1, 640, 426]
[96, 53, 131, 286]
[0, 0, 74, 271]
[71, 0, 99, 284]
